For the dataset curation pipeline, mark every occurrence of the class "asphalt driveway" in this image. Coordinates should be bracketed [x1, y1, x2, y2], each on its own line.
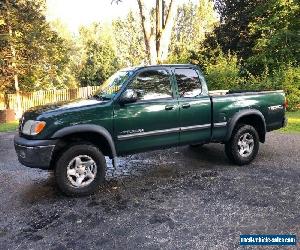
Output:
[0, 132, 299, 249]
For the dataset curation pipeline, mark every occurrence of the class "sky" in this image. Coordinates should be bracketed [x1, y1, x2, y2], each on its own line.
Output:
[46, 0, 138, 33]
[46, 0, 198, 33]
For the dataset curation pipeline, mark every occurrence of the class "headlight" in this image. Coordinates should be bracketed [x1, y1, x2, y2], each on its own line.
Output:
[22, 120, 46, 135]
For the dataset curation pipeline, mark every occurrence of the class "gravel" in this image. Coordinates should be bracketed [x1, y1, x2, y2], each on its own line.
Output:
[0, 131, 299, 249]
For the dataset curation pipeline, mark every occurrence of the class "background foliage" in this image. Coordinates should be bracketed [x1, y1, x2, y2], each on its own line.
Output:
[0, 0, 299, 110]
[0, 0, 76, 92]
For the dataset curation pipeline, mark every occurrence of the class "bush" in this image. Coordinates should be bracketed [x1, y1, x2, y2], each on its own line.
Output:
[280, 67, 300, 111]
[241, 66, 300, 111]
[204, 53, 241, 90]
[207, 62, 300, 111]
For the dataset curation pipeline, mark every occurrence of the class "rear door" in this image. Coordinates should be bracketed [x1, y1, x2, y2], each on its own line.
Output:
[113, 67, 179, 154]
[174, 68, 212, 145]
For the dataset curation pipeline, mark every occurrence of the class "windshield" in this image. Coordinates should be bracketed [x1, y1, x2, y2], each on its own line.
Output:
[93, 70, 133, 100]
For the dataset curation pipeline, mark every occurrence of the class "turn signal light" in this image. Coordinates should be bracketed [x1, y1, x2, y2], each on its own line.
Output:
[34, 121, 46, 134]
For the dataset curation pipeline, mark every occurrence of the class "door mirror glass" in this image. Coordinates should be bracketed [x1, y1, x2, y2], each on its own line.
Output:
[119, 89, 138, 104]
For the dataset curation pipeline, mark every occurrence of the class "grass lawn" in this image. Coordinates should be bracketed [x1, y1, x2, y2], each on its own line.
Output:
[0, 111, 299, 133]
[280, 110, 300, 133]
[0, 121, 19, 133]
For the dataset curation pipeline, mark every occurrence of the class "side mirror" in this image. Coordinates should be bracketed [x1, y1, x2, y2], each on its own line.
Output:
[119, 89, 138, 105]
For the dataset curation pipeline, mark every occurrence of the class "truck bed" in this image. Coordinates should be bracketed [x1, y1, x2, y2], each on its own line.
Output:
[209, 89, 284, 96]
[210, 90, 286, 141]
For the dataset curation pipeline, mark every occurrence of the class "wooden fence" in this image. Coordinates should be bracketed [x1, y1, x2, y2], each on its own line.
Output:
[0, 86, 230, 116]
[0, 86, 100, 114]
[0, 94, 6, 110]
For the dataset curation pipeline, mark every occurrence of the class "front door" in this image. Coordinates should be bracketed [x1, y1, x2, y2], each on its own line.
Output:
[114, 68, 179, 154]
[174, 68, 212, 145]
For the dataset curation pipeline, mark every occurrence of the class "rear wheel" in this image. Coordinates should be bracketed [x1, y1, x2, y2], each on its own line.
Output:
[225, 124, 259, 165]
[55, 143, 106, 196]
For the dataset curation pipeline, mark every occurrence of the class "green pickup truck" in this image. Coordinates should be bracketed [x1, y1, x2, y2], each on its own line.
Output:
[14, 64, 287, 196]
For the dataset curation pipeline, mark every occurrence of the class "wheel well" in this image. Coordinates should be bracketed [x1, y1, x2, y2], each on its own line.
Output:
[235, 115, 266, 143]
[49, 132, 113, 170]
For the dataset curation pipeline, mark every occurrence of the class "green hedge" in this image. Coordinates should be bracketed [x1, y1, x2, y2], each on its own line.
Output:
[204, 54, 300, 111]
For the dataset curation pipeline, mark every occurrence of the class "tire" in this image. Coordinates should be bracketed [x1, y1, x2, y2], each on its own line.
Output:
[225, 124, 259, 165]
[55, 143, 106, 197]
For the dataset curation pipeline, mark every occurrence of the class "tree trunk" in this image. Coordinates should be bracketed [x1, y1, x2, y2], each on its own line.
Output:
[149, 35, 157, 65]
[137, 0, 178, 65]
[157, 0, 178, 63]
[156, 0, 162, 56]
[6, 0, 22, 118]
[4, 93, 9, 110]
[137, 0, 157, 64]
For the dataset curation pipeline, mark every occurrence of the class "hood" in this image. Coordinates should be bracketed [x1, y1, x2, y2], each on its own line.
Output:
[24, 98, 106, 118]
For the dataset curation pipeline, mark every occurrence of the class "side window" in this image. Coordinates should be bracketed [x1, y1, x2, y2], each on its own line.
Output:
[129, 69, 172, 101]
[175, 68, 202, 98]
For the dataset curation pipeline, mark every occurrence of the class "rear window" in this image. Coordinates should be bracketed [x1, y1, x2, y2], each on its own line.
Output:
[175, 68, 202, 98]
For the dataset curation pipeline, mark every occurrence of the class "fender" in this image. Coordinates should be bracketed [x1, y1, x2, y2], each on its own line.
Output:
[51, 124, 117, 167]
[225, 109, 266, 142]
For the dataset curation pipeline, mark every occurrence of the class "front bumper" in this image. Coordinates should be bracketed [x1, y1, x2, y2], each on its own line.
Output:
[14, 135, 58, 170]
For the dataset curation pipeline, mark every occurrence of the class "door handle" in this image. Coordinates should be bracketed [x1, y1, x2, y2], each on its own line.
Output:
[165, 105, 175, 111]
[182, 103, 191, 109]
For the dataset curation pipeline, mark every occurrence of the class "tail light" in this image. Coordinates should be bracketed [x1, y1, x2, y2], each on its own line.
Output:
[283, 98, 288, 109]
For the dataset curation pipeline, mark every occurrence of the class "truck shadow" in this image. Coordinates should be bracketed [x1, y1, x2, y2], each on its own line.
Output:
[18, 144, 232, 202]
[181, 144, 231, 168]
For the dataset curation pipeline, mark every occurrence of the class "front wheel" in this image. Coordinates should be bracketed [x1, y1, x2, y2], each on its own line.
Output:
[55, 143, 106, 196]
[225, 124, 259, 165]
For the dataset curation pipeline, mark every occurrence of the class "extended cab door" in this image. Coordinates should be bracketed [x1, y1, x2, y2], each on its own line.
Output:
[174, 68, 212, 145]
[113, 67, 179, 154]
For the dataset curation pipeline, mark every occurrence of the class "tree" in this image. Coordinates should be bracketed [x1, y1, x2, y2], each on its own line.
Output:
[0, 0, 76, 93]
[112, 11, 146, 67]
[50, 19, 81, 89]
[168, 0, 218, 63]
[213, 0, 263, 60]
[113, 0, 179, 64]
[1, 0, 24, 115]
[245, 0, 300, 74]
[243, 0, 300, 110]
[78, 23, 119, 86]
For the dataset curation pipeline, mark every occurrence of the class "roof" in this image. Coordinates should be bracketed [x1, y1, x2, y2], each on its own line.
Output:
[121, 64, 198, 72]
